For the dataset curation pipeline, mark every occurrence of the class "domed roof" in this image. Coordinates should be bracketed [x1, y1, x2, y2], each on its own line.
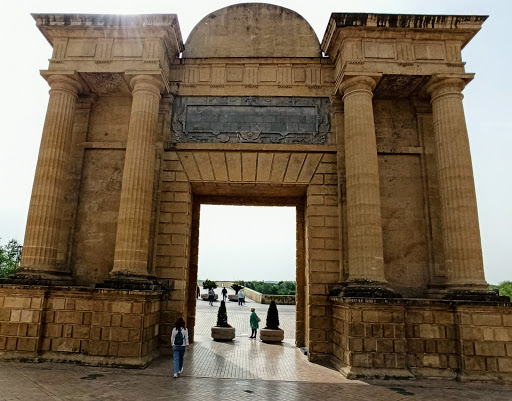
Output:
[183, 3, 321, 58]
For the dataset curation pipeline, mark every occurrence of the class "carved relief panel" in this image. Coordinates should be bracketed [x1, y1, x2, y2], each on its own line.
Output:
[171, 96, 330, 144]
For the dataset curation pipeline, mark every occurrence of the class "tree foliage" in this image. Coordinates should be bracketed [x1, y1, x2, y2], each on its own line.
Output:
[238, 280, 296, 295]
[0, 238, 21, 279]
[489, 281, 512, 299]
[216, 300, 230, 327]
[231, 283, 244, 294]
[202, 279, 217, 290]
[265, 300, 280, 330]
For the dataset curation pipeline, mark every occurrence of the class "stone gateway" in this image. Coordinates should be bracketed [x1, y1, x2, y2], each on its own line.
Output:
[1, 4, 511, 382]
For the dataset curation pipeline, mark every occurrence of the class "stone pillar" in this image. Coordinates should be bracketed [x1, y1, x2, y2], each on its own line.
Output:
[337, 76, 396, 297]
[108, 75, 164, 286]
[427, 77, 488, 292]
[17, 74, 82, 282]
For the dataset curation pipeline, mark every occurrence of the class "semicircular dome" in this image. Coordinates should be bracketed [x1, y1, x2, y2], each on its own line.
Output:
[183, 3, 321, 58]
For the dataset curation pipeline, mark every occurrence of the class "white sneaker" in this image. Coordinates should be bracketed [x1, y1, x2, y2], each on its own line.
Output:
[179, 368, 183, 373]
[173, 373, 177, 378]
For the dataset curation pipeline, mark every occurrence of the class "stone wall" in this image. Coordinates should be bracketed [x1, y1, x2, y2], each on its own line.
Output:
[0, 285, 162, 367]
[331, 297, 512, 382]
[242, 287, 296, 305]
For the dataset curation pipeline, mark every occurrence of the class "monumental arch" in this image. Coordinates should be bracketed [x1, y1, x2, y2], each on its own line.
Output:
[1, 4, 511, 381]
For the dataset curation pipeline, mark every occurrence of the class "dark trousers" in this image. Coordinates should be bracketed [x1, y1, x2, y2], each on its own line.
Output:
[238, 298, 243, 305]
[250, 328, 257, 338]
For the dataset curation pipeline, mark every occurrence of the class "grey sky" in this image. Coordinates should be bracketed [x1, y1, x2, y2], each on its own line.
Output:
[0, 0, 510, 284]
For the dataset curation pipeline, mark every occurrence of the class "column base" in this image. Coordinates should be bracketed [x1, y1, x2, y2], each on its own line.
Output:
[329, 280, 401, 299]
[96, 274, 167, 291]
[445, 288, 510, 302]
[427, 284, 509, 302]
[1, 270, 74, 286]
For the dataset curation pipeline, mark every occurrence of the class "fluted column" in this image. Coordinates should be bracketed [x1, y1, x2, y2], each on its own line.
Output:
[339, 76, 389, 289]
[427, 78, 487, 290]
[109, 75, 164, 282]
[18, 74, 82, 281]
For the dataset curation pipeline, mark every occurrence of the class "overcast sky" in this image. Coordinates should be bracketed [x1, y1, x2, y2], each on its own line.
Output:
[0, 0, 510, 284]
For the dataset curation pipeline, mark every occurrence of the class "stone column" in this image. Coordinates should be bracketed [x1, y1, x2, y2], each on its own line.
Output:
[427, 77, 488, 292]
[17, 74, 82, 282]
[338, 76, 395, 297]
[108, 75, 164, 286]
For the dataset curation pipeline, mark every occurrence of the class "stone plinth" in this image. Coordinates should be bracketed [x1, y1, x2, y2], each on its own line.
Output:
[331, 297, 512, 383]
[260, 328, 285, 343]
[0, 285, 162, 367]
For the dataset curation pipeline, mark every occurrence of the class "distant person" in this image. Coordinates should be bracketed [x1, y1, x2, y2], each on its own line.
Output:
[249, 307, 260, 339]
[171, 317, 190, 378]
[221, 287, 228, 302]
[197, 286, 200, 299]
[208, 288, 215, 306]
[238, 289, 245, 306]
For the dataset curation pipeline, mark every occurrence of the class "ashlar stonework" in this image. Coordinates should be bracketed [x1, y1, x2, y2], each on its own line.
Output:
[1, 4, 510, 382]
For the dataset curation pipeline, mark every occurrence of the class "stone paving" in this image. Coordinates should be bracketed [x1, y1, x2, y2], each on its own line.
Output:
[0, 287, 511, 400]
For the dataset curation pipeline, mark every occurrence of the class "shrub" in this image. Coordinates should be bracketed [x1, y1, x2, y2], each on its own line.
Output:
[239, 280, 296, 295]
[202, 280, 217, 290]
[216, 301, 231, 327]
[231, 282, 244, 294]
[265, 300, 280, 330]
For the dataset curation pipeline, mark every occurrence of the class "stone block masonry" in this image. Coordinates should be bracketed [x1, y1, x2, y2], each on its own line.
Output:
[331, 297, 512, 382]
[0, 285, 162, 367]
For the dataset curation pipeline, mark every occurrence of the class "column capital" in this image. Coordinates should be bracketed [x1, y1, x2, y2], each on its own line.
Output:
[45, 74, 82, 97]
[425, 74, 474, 103]
[338, 76, 377, 100]
[129, 74, 166, 97]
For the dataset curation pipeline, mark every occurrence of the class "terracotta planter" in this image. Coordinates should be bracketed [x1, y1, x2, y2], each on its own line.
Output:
[211, 326, 236, 341]
[259, 328, 284, 343]
[228, 295, 238, 302]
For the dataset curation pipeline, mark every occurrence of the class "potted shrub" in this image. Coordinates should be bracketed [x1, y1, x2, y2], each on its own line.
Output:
[229, 283, 244, 302]
[259, 300, 284, 343]
[201, 280, 218, 301]
[211, 301, 236, 341]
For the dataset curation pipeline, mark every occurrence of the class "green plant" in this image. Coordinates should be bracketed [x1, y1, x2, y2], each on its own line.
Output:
[231, 282, 243, 294]
[489, 281, 512, 299]
[0, 238, 21, 279]
[216, 300, 231, 327]
[240, 280, 296, 295]
[202, 280, 217, 290]
[265, 300, 280, 330]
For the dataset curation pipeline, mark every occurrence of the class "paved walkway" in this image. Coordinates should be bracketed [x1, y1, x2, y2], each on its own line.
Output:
[0, 286, 511, 399]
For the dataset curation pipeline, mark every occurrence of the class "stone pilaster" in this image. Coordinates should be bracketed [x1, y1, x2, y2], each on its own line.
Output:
[427, 77, 488, 294]
[17, 74, 82, 283]
[335, 76, 397, 297]
[107, 75, 165, 287]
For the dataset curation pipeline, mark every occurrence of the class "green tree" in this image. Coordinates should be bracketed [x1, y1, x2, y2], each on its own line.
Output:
[0, 238, 22, 278]
[265, 300, 280, 329]
[202, 279, 217, 290]
[490, 281, 512, 299]
[216, 300, 230, 327]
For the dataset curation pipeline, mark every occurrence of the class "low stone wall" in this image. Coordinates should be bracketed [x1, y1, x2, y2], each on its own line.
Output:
[0, 285, 162, 367]
[331, 297, 512, 382]
[243, 287, 295, 305]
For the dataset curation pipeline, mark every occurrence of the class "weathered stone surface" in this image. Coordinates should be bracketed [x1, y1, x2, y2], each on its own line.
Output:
[3, 5, 507, 382]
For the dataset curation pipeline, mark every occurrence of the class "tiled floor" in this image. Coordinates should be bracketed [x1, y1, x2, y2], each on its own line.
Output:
[1, 288, 511, 400]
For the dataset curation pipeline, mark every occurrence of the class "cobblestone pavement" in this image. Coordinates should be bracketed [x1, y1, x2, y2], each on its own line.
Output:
[1, 287, 511, 400]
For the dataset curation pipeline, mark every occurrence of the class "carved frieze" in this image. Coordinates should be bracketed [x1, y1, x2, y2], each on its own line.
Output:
[171, 96, 330, 144]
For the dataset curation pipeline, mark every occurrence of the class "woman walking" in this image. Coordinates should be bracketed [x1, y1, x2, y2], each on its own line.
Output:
[249, 307, 260, 338]
[171, 317, 190, 378]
